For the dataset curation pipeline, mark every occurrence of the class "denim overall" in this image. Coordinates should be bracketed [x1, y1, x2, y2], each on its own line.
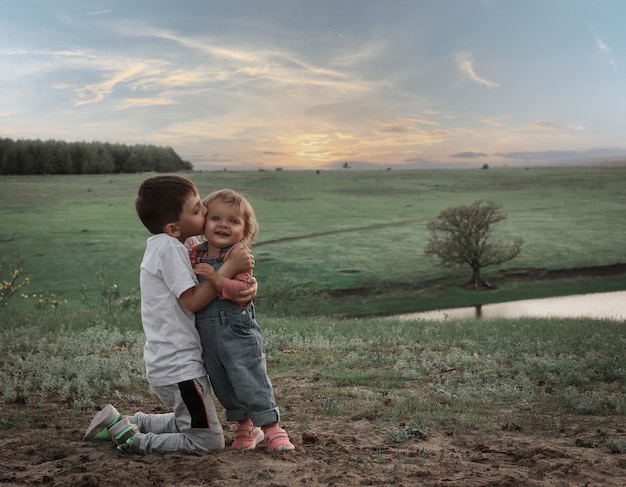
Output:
[195, 243, 280, 426]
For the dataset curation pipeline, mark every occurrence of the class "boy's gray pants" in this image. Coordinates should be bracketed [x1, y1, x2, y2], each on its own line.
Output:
[126, 376, 225, 455]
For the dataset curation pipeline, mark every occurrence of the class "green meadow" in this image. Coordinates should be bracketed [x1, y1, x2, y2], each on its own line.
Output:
[1, 166, 625, 316]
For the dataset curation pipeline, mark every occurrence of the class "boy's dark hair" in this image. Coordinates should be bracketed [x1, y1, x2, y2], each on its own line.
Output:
[135, 175, 198, 234]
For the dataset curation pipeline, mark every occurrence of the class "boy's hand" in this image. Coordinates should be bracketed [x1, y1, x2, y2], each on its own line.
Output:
[228, 244, 255, 273]
[232, 276, 258, 305]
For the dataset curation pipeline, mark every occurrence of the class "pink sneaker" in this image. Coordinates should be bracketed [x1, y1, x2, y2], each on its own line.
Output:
[263, 425, 295, 452]
[231, 419, 264, 450]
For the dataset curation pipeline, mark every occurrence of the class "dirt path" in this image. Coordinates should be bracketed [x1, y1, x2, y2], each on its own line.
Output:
[1, 393, 625, 486]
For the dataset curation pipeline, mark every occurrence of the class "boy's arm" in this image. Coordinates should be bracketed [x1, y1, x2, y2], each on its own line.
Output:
[178, 278, 218, 313]
[217, 244, 257, 304]
[181, 243, 257, 311]
[195, 263, 257, 303]
[180, 242, 253, 313]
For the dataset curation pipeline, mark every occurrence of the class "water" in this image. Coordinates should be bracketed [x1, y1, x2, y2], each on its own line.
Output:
[397, 290, 626, 321]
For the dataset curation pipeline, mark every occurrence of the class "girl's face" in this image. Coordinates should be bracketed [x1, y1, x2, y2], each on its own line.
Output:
[204, 199, 246, 250]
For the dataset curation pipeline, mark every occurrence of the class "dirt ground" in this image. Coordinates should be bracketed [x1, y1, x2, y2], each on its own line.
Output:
[1, 390, 625, 487]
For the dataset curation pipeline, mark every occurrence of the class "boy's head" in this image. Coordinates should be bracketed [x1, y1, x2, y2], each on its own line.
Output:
[135, 175, 206, 239]
[203, 189, 259, 245]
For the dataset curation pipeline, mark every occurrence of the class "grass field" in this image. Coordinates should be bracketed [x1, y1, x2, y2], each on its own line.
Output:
[0, 307, 624, 485]
[1, 166, 625, 315]
[3, 308, 623, 421]
[1, 167, 625, 484]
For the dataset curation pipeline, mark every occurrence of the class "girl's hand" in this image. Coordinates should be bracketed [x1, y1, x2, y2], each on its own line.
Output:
[195, 263, 221, 288]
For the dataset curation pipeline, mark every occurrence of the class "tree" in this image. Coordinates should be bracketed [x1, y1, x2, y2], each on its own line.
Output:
[0, 137, 193, 174]
[424, 200, 523, 290]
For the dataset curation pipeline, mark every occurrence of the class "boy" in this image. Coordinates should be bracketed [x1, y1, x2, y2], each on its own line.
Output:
[84, 175, 256, 455]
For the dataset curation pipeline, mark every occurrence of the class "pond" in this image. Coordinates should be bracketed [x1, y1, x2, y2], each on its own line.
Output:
[397, 290, 626, 321]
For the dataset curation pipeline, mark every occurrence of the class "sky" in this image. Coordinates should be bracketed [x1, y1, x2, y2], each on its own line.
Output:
[2, 0, 626, 171]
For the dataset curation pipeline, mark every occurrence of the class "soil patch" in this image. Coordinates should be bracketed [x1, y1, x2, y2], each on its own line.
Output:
[1, 392, 625, 486]
[495, 263, 626, 280]
[327, 263, 626, 299]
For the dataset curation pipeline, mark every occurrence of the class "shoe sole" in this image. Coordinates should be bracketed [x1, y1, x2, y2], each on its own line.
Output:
[232, 428, 265, 450]
[265, 427, 295, 452]
[84, 404, 120, 440]
[268, 443, 295, 452]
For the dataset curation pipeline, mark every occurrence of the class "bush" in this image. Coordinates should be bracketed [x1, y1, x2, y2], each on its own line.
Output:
[0, 263, 30, 307]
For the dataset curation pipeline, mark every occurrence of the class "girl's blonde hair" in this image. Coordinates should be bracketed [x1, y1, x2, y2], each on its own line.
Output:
[203, 189, 259, 245]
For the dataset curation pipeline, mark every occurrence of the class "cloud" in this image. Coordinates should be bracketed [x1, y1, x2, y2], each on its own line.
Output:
[406, 115, 440, 127]
[457, 52, 499, 87]
[87, 10, 111, 17]
[1, 48, 184, 108]
[450, 151, 487, 159]
[25, 20, 367, 120]
[596, 37, 610, 53]
[372, 115, 439, 136]
[116, 23, 363, 92]
[115, 97, 174, 109]
[72, 63, 157, 106]
[524, 121, 561, 131]
[203, 153, 233, 163]
[378, 125, 408, 134]
[495, 150, 577, 160]
[330, 40, 386, 68]
[493, 148, 626, 161]
[479, 117, 506, 127]
[403, 157, 427, 163]
[595, 37, 618, 69]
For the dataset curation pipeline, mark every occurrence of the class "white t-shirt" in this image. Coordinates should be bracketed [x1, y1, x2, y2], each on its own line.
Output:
[139, 233, 206, 387]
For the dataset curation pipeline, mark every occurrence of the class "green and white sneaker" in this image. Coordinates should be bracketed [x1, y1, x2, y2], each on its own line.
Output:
[84, 404, 121, 440]
[109, 418, 140, 453]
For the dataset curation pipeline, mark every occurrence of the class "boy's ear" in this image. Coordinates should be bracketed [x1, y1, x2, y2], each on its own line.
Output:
[164, 222, 182, 238]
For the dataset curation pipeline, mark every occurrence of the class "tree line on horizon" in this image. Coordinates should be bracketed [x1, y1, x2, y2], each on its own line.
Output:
[0, 138, 193, 175]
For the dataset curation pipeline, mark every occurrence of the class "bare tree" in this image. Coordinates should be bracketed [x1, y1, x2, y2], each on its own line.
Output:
[424, 200, 523, 289]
